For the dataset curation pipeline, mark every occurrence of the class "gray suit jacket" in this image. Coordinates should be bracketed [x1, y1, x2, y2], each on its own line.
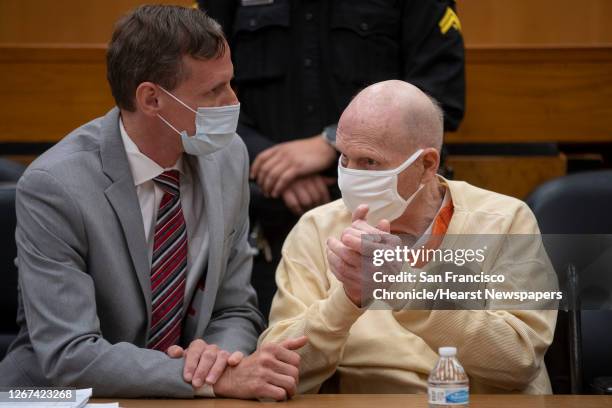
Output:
[0, 108, 265, 397]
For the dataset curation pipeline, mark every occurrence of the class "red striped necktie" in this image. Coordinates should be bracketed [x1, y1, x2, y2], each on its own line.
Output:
[147, 169, 188, 351]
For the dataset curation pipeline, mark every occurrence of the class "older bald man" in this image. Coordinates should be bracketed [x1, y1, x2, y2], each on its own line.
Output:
[258, 80, 557, 395]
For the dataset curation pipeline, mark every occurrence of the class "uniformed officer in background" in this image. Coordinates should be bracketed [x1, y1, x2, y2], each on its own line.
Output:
[199, 0, 465, 317]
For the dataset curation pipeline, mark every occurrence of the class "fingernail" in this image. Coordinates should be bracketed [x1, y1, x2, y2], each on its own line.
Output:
[193, 378, 202, 387]
[205, 376, 214, 384]
[185, 374, 192, 382]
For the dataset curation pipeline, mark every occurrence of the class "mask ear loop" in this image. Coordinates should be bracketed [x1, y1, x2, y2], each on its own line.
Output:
[339, 148, 425, 176]
[158, 85, 198, 114]
[393, 148, 425, 174]
[414, 147, 438, 191]
[156, 85, 197, 137]
[157, 113, 183, 137]
[393, 150, 427, 205]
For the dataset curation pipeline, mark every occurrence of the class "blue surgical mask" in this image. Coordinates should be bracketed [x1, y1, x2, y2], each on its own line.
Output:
[157, 86, 240, 156]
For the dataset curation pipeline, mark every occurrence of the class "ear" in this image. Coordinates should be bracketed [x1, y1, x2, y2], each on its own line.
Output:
[135, 82, 161, 117]
[421, 148, 440, 182]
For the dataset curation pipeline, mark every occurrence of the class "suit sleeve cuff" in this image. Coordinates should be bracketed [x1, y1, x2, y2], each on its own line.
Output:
[194, 383, 215, 398]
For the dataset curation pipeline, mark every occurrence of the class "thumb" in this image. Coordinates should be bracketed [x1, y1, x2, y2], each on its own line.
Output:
[375, 218, 391, 233]
[323, 176, 336, 186]
[166, 345, 185, 358]
[352, 204, 369, 222]
[280, 336, 309, 351]
[227, 351, 244, 366]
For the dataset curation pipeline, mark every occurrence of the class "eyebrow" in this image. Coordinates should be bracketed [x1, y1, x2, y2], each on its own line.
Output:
[208, 72, 234, 92]
[342, 150, 386, 163]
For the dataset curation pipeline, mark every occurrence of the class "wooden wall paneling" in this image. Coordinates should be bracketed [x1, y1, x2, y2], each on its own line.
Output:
[0, 0, 194, 44]
[0, 45, 113, 144]
[446, 46, 612, 143]
[2, 0, 612, 46]
[447, 154, 567, 199]
[1, 45, 611, 145]
[456, 0, 612, 46]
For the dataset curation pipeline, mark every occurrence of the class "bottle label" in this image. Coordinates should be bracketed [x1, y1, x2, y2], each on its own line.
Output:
[428, 387, 469, 405]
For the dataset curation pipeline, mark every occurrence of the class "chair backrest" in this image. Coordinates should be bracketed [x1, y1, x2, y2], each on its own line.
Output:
[526, 170, 612, 234]
[0, 159, 25, 182]
[526, 170, 612, 394]
[0, 184, 18, 334]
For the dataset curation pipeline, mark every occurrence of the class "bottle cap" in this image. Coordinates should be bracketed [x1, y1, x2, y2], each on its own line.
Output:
[439, 346, 457, 357]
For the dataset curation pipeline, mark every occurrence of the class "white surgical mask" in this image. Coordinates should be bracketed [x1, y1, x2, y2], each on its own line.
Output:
[338, 149, 424, 225]
[157, 86, 240, 156]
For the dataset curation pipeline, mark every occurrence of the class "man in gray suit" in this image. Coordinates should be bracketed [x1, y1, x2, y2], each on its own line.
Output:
[0, 5, 305, 400]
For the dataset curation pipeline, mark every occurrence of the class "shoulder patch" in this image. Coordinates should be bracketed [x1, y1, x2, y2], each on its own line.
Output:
[439, 6, 462, 35]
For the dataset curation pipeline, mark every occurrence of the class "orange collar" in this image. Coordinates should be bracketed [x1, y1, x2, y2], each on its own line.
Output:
[412, 191, 454, 268]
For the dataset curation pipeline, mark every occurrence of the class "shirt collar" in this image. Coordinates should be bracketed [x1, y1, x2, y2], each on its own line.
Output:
[119, 117, 184, 186]
[413, 184, 451, 248]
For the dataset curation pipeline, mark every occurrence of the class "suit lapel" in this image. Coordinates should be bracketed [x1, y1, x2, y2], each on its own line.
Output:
[99, 108, 152, 331]
[98, 109, 228, 339]
[194, 155, 225, 335]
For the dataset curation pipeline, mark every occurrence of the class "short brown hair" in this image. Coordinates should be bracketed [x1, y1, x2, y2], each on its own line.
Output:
[106, 5, 226, 111]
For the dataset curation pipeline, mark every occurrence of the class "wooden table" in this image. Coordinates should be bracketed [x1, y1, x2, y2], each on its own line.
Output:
[93, 394, 612, 407]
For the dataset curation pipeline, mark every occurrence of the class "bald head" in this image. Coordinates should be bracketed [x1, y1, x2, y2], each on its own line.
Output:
[336, 81, 446, 228]
[338, 80, 444, 155]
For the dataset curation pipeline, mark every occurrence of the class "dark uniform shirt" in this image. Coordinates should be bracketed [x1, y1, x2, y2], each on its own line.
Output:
[200, 0, 465, 318]
[201, 0, 465, 162]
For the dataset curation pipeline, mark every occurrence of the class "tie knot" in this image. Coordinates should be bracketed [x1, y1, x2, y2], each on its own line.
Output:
[154, 170, 180, 195]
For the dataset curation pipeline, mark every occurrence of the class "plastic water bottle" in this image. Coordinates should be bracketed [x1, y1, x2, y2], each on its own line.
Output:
[428, 346, 469, 407]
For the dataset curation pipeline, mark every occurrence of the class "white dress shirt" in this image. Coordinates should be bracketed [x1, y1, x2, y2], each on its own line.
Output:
[119, 118, 209, 300]
[119, 119, 214, 397]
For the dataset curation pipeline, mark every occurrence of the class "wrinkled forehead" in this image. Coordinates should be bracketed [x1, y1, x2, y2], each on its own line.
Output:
[337, 104, 410, 156]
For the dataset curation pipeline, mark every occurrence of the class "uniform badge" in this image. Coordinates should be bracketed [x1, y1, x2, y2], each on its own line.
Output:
[241, 0, 274, 6]
[439, 7, 462, 35]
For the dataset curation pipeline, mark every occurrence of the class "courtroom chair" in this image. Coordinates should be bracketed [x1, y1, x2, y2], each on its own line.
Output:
[0, 184, 18, 359]
[527, 170, 612, 394]
[0, 158, 25, 182]
[445, 142, 565, 199]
